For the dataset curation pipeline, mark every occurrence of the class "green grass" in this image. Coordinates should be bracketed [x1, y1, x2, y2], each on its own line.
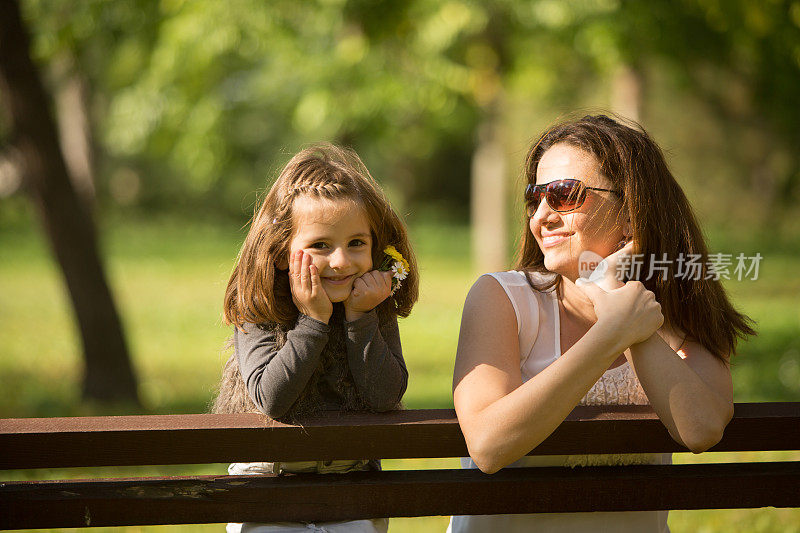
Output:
[1, 205, 798, 531]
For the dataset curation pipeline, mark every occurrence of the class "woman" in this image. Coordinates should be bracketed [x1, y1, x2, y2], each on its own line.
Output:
[449, 114, 755, 532]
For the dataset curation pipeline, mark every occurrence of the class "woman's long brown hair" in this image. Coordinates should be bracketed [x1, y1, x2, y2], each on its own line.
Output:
[516, 114, 755, 362]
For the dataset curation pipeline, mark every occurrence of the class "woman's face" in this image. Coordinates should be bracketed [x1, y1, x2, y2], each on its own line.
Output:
[529, 143, 626, 282]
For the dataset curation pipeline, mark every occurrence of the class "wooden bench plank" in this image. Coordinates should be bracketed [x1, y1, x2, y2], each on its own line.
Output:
[2, 462, 798, 529]
[1, 403, 798, 469]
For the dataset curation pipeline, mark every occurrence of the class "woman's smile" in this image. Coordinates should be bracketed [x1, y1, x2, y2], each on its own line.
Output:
[541, 233, 573, 247]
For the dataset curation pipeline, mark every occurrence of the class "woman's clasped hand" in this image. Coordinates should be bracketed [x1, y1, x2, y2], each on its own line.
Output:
[575, 279, 664, 351]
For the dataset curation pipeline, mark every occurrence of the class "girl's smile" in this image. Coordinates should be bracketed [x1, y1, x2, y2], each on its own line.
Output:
[322, 274, 355, 285]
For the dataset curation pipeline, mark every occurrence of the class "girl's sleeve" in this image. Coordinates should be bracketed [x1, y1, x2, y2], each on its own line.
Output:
[344, 311, 408, 411]
[235, 315, 329, 419]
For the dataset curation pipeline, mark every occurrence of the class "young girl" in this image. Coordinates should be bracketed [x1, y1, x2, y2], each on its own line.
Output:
[213, 143, 418, 533]
[449, 114, 755, 532]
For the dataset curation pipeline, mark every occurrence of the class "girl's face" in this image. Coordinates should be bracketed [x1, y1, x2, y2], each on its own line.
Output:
[287, 195, 374, 303]
[529, 143, 626, 281]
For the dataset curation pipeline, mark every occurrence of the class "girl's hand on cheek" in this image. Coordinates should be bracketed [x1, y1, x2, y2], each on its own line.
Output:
[344, 270, 393, 322]
[289, 251, 333, 323]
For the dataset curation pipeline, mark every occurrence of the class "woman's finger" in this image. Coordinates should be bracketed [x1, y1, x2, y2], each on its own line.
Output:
[354, 272, 373, 292]
[361, 270, 390, 292]
[370, 272, 390, 295]
[368, 271, 382, 289]
[350, 277, 366, 298]
[606, 239, 635, 264]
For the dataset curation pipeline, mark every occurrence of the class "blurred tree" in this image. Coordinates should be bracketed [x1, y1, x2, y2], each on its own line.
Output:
[16, 0, 800, 241]
[0, 0, 139, 405]
[13, 3, 609, 209]
[653, 0, 800, 217]
[565, 0, 800, 215]
[109, 0, 480, 216]
[52, 53, 96, 211]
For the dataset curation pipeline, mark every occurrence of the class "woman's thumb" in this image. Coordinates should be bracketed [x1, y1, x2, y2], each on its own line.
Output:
[575, 278, 606, 300]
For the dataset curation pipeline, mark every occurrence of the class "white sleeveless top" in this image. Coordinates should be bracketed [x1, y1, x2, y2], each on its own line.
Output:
[448, 271, 671, 533]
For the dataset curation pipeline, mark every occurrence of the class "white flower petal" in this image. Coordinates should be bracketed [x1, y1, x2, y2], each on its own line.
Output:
[392, 262, 408, 280]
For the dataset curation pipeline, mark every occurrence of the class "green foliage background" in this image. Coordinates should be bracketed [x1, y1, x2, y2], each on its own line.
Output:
[13, 0, 800, 221]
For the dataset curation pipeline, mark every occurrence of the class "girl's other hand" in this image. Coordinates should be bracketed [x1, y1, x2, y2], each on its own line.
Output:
[289, 251, 333, 323]
[344, 270, 392, 321]
[576, 278, 663, 351]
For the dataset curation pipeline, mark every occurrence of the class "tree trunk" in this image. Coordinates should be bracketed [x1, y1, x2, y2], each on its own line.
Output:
[471, 100, 507, 273]
[0, 0, 139, 405]
[611, 63, 643, 123]
[53, 54, 96, 212]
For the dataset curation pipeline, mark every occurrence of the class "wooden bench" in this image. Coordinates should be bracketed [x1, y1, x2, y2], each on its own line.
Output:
[1, 402, 798, 529]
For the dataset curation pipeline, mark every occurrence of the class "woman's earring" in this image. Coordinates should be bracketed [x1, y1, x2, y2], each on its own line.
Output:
[615, 238, 629, 251]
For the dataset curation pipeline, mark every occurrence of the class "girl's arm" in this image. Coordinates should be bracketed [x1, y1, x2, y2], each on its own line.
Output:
[453, 276, 661, 474]
[344, 311, 408, 411]
[625, 330, 733, 453]
[235, 316, 329, 419]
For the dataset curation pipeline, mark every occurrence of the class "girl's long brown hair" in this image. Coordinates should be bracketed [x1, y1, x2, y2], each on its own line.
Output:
[213, 143, 418, 417]
[223, 143, 418, 329]
[516, 114, 755, 362]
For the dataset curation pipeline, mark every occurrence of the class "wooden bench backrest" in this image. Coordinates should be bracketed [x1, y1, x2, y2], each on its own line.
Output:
[2, 403, 798, 469]
[1, 402, 798, 529]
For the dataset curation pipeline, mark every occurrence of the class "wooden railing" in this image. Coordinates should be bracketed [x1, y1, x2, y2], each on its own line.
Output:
[1, 402, 798, 529]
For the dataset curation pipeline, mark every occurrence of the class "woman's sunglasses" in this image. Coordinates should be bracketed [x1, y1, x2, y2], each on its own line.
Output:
[525, 179, 621, 215]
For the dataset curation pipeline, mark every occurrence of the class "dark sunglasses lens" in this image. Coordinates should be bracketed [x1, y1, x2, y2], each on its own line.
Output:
[525, 185, 543, 216]
[549, 180, 585, 211]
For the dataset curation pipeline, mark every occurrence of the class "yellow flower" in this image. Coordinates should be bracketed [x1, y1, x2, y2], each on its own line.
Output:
[383, 245, 410, 271]
[381, 245, 411, 294]
[384, 245, 402, 262]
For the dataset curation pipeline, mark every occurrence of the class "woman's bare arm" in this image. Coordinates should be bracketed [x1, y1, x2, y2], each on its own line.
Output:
[453, 276, 641, 473]
[583, 242, 734, 453]
[626, 330, 733, 453]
